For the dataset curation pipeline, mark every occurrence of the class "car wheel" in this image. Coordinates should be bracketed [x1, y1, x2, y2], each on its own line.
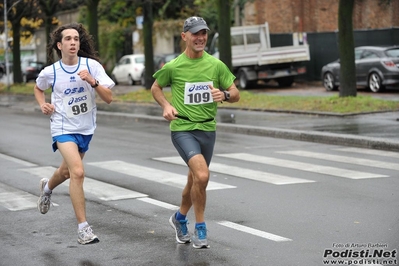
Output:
[323, 72, 338, 91]
[140, 71, 145, 86]
[368, 72, 384, 93]
[111, 74, 118, 85]
[128, 74, 134, 85]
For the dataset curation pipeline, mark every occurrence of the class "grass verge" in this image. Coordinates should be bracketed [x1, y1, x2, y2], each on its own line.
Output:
[1, 83, 398, 114]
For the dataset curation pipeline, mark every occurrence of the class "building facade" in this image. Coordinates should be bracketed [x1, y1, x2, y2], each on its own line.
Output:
[243, 0, 399, 33]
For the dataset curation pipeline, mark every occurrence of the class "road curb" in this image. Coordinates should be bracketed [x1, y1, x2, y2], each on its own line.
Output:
[97, 111, 399, 152]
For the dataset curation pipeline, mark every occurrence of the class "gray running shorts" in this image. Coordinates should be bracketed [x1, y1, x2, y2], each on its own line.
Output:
[171, 130, 216, 166]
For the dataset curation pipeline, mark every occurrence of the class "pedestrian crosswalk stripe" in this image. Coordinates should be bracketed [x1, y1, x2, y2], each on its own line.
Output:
[335, 147, 399, 159]
[137, 198, 179, 210]
[0, 153, 37, 167]
[218, 221, 292, 242]
[87, 160, 236, 190]
[279, 150, 399, 171]
[84, 177, 148, 200]
[0, 182, 38, 211]
[20, 166, 148, 201]
[153, 156, 314, 185]
[217, 153, 388, 179]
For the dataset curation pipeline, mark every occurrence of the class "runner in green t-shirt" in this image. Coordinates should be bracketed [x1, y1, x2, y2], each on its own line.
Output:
[151, 16, 240, 249]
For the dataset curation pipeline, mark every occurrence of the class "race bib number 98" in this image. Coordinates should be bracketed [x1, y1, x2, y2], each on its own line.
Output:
[63, 93, 93, 118]
[184, 81, 214, 105]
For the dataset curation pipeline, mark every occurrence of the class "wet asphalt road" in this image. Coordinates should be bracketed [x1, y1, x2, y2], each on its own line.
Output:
[1, 80, 399, 266]
[106, 81, 399, 151]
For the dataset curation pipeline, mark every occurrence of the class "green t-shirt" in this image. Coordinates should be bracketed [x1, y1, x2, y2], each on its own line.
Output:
[153, 52, 235, 131]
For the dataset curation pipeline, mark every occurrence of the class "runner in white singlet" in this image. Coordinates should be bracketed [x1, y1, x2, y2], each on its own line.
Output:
[34, 23, 114, 245]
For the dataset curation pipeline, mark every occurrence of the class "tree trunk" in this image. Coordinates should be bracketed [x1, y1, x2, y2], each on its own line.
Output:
[217, 0, 233, 72]
[86, 0, 100, 53]
[45, 15, 53, 64]
[143, 0, 154, 89]
[12, 22, 22, 83]
[38, 0, 59, 64]
[338, 0, 357, 97]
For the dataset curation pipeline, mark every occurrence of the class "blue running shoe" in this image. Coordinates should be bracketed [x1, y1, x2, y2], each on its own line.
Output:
[169, 213, 191, 244]
[192, 225, 210, 249]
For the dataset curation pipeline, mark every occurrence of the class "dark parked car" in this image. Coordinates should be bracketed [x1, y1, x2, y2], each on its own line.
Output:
[22, 61, 45, 82]
[156, 53, 180, 70]
[0, 63, 4, 78]
[0, 61, 14, 78]
[321, 46, 399, 92]
[140, 53, 180, 86]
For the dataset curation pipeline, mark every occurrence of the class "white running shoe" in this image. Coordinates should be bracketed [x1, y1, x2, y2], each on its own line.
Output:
[37, 178, 51, 214]
[77, 225, 99, 245]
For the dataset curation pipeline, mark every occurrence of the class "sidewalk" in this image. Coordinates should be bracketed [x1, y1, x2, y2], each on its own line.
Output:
[2, 94, 399, 151]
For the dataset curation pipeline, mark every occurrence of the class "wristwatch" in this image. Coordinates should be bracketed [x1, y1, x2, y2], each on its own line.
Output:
[223, 90, 230, 101]
[92, 80, 99, 88]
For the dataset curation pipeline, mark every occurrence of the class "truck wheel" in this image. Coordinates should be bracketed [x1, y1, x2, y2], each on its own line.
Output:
[238, 70, 254, 89]
[276, 77, 294, 87]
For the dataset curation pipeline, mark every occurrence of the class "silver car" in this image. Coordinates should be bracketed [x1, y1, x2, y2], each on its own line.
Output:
[322, 46, 399, 92]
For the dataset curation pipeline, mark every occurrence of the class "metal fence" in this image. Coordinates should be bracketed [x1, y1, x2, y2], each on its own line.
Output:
[270, 27, 399, 81]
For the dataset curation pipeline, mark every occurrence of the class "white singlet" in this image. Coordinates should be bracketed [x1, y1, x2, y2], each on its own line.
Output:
[36, 57, 114, 136]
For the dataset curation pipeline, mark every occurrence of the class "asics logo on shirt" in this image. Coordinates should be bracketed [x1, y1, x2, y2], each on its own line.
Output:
[67, 95, 88, 105]
[188, 84, 210, 92]
[64, 87, 85, 95]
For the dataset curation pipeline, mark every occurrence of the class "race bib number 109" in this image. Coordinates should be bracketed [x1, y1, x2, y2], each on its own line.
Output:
[184, 81, 214, 105]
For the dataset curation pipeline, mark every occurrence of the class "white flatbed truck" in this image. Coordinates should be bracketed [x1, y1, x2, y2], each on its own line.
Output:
[208, 23, 310, 89]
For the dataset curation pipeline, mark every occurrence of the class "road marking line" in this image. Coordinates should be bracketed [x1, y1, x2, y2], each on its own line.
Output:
[153, 156, 314, 185]
[137, 198, 179, 210]
[20, 166, 148, 201]
[0, 182, 39, 211]
[217, 153, 387, 179]
[279, 150, 399, 171]
[218, 221, 292, 242]
[87, 160, 236, 190]
[0, 153, 37, 167]
[335, 147, 399, 159]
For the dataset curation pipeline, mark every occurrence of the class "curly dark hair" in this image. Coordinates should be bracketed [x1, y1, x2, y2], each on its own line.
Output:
[48, 22, 100, 63]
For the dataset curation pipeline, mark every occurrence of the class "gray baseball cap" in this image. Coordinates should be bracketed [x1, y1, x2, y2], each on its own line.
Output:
[183, 16, 210, 33]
